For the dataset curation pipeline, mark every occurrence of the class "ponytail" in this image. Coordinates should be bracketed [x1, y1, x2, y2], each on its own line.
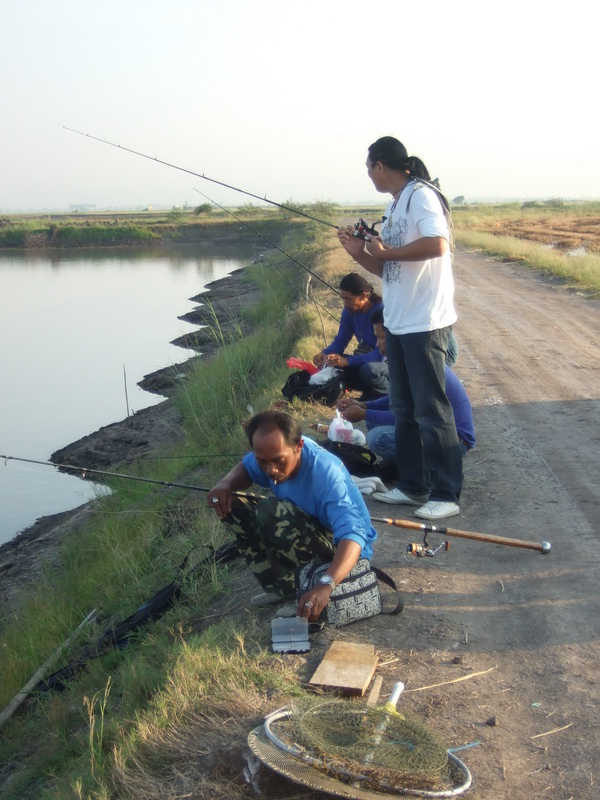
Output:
[368, 137, 432, 181]
[406, 156, 431, 181]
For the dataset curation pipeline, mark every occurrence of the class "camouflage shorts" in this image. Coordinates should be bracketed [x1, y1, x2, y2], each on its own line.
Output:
[221, 494, 334, 597]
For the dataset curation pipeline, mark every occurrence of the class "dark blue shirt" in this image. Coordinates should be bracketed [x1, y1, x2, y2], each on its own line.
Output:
[365, 367, 476, 449]
[322, 303, 386, 367]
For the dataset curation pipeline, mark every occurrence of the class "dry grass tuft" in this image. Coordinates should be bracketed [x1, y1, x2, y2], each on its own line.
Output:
[111, 678, 272, 799]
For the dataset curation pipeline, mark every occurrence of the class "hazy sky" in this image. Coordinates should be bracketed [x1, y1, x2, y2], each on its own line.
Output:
[2, 0, 597, 211]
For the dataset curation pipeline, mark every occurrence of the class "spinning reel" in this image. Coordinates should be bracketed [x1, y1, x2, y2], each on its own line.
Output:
[406, 537, 450, 558]
[353, 217, 385, 240]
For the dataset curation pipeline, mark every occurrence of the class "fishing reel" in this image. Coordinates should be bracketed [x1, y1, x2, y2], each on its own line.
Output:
[406, 539, 450, 558]
[353, 217, 384, 240]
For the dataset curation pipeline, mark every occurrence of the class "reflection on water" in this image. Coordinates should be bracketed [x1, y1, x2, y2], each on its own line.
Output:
[0, 243, 254, 545]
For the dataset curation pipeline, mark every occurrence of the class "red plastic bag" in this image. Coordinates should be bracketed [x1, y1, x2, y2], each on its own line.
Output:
[286, 357, 318, 375]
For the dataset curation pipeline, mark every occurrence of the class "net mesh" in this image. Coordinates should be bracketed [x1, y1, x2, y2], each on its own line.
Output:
[273, 697, 454, 793]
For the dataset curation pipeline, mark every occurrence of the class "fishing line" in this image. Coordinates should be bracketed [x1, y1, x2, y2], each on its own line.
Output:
[63, 127, 347, 330]
[63, 126, 344, 232]
[135, 453, 246, 460]
[1, 454, 232, 495]
[192, 188, 342, 343]
[193, 187, 341, 297]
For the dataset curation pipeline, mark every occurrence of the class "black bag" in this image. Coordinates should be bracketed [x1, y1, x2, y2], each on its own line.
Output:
[295, 557, 403, 628]
[320, 439, 397, 481]
[281, 369, 346, 407]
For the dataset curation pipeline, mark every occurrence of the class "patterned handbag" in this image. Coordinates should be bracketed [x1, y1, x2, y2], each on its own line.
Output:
[295, 557, 402, 628]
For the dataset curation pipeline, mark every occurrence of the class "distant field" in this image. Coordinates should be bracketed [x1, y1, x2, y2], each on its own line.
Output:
[3, 200, 599, 258]
[340, 199, 600, 294]
[452, 201, 600, 255]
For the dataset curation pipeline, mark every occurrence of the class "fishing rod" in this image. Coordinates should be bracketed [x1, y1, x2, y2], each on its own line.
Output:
[3, 455, 551, 554]
[193, 187, 341, 298]
[0, 454, 243, 496]
[63, 125, 368, 237]
[372, 516, 551, 555]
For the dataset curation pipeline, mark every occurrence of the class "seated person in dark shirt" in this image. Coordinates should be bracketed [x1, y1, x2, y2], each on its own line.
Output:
[312, 272, 388, 399]
[339, 308, 475, 471]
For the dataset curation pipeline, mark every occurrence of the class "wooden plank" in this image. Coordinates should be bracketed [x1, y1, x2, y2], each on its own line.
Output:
[366, 674, 383, 706]
[308, 641, 378, 696]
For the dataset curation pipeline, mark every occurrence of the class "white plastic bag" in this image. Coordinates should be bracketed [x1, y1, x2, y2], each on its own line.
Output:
[351, 475, 389, 495]
[327, 410, 354, 443]
[351, 428, 366, 446]
[309, 366, 343, 386]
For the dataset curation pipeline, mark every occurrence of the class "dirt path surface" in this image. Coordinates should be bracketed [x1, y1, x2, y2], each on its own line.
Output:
[346, 247, 600, 799]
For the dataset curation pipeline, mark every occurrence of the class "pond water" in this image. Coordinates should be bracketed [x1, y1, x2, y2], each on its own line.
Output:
[0, 243, 254, 545]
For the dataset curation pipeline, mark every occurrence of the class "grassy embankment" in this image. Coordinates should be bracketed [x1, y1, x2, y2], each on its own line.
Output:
[0, 205, 334, 249]
[0, 213, 350, 800]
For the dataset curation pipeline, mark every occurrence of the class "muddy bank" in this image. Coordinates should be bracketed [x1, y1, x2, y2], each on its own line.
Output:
[54, 269, 260, 463]
[0, 267, 260, 616]
[139, 269, 262, 396]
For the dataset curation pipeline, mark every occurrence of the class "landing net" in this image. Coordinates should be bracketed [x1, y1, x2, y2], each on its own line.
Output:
[264, 696, 458, 795]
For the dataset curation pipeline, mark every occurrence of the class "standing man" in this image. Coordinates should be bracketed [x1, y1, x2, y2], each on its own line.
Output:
[338, 136, 463, 520]
[208, 410, 377, 620]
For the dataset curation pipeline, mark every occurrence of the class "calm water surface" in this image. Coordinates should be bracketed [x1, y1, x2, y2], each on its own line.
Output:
[0, 243, 254, 545]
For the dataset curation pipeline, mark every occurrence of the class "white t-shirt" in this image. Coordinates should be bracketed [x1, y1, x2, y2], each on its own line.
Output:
[380, 181, 457, 335]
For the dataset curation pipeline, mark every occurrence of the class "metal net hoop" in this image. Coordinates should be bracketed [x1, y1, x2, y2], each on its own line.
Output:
[270, 697, 454, 794]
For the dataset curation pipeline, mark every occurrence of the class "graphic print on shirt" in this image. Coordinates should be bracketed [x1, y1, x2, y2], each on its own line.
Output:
[382, 214, 408, 285]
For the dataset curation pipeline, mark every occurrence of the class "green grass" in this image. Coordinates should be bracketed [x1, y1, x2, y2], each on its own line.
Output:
[0, 208, 313, 249]
[453, 199, 600, 219]
[50, 224, 159, 246]
[0, 228, 26, 247]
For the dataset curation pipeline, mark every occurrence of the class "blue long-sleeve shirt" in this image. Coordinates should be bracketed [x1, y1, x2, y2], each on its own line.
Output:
[364, 367, 476, 450]
[322, 303, 386, 368]
[242, 437, 377, 559]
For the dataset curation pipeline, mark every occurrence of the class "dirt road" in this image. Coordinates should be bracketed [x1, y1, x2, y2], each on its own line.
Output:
[353, 246, 600, 799]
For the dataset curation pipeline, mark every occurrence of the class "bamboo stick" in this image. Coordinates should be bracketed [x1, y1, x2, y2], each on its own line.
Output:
[0, 609, 97, 731]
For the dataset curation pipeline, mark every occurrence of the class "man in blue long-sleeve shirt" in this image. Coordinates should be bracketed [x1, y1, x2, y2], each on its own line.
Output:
[208, 410, 377, 621]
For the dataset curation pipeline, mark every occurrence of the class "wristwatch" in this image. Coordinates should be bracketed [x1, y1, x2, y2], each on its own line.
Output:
[319, 574, 336, 590]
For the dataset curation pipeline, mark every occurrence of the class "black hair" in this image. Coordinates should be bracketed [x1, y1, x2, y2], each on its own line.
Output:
[367, 136, 432, 181]
[246, 410, 302, 448]
[370, 307, 384, 327]
[339, 272, 382, 305]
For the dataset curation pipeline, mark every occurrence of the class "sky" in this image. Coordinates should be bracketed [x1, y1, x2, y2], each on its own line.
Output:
[1, 0, 598, 211]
